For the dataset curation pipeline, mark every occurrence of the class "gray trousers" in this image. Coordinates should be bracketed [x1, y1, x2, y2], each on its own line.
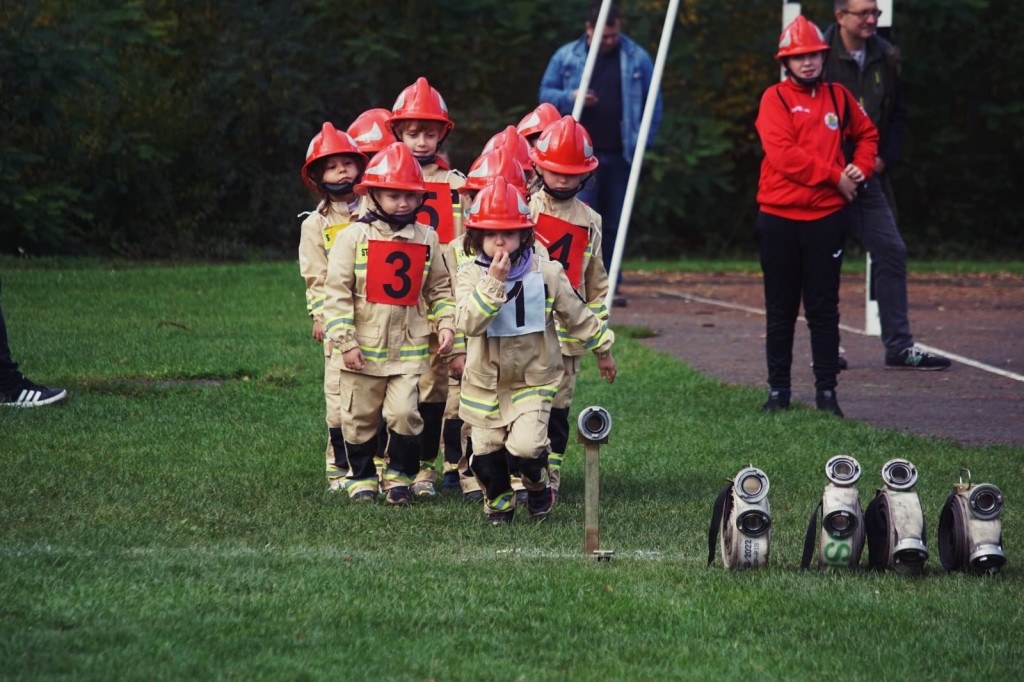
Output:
[845, 175, 914, 355]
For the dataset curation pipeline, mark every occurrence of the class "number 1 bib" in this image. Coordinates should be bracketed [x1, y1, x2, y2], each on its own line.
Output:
[487, 270, 546, 338]
[416, 182, 459, 244]
[365, 240, 428, 306]
[534, 213, 589, 289]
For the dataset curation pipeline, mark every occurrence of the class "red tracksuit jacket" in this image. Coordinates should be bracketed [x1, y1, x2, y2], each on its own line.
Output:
[756, 78, 879, 221]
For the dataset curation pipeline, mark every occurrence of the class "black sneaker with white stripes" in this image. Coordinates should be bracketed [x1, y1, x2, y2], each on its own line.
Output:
[1, 376, 67, 407]
[885, 346, 952, 371]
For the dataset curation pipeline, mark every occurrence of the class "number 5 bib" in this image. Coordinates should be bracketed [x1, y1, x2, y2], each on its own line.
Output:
[365, 240, 428, 306]
[416, 182, 459, 244]
[533, 213, 589, 289]
[487, 270, 546, 337]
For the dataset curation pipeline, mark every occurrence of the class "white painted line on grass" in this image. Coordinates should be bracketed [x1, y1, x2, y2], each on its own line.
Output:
[660, 290, 1024, 384]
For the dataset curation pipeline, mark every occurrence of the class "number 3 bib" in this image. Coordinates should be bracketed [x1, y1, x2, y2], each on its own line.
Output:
[365, 240, 428, 306]
[487, 270, 546, 338]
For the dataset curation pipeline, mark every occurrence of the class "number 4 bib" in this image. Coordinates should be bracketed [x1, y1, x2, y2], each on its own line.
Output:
[365, 240, 428, 306]
[534, 213, 589, 289]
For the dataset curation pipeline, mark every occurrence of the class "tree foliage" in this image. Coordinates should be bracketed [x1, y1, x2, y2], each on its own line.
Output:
[1, 0, 1021, 259]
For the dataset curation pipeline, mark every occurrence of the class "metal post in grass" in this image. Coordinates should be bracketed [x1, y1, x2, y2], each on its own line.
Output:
[577, 406, 614, 561]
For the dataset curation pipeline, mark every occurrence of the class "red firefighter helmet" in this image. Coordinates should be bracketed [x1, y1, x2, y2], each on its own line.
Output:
[775, 15, 830, 61]
[354, 142, 426, 195]
[389, 77, 455, 134]
[517, 102, 562, 140]
[463, 176, 535, 231]
[482, 126, 532, 174]
[528, 115, 599, 174]
[301, 122, 369, 191]
[347, 109, 397, 155]
[463, 148, 529, 195]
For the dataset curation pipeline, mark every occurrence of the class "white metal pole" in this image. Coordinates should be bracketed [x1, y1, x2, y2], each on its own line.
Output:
[572, 0, 614, 120]
[781, 2, 802, 81]
[864, 0, 892, 335]
[604, 0, 678, 309]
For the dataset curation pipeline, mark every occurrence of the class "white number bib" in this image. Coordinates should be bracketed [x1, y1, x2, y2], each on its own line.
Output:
[487, 271, 546, 338]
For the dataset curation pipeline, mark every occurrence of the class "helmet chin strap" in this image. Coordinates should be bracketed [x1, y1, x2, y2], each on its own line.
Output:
[368, 190, 421, 227]
[319, 172, 362, 198]
[539, 171, 592, 201]
[320, 180, 354, 196]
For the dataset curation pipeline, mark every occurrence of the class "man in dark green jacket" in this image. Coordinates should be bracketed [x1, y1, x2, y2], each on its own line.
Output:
[824, 0, 950, 371]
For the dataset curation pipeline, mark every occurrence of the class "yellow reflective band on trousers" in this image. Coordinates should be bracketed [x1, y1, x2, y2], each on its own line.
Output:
[460, 394, 499, 417]
[489, 490, 515, 512]
[511, 385, 557, 405]
[383, 470, 414, 485]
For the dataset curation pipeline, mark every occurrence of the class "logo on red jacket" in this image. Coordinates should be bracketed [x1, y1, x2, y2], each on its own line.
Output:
[824, 112, 840, 131]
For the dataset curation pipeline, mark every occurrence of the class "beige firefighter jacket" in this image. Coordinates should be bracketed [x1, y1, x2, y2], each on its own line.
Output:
[456, 252, 613, 428]
[323, 217, 455, 377]
[298, 199, 358, 323]
[529, 192, 611, 356]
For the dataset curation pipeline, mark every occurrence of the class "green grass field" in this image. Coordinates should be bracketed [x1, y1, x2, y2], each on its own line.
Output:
[2, 259, 1021, 680]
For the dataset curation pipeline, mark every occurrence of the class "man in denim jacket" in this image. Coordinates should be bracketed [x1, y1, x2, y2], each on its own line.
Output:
[538, 2, 662, 285]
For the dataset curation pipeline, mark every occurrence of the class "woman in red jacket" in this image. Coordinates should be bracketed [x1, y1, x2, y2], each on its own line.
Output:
[755, 15, 878, 418]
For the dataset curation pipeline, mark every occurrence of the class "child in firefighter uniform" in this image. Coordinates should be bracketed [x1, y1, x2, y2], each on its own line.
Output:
[348, 107, 401, 478]
[298, 122, 369, 491]
[456, 176, 616, 524]
[528, 115, 610, 500]
[446, 147, 534, 503]
[322, 142, 456, 504]
[389, 77, 467, 498]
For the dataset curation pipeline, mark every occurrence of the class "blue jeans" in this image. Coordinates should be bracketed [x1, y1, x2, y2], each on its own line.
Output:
[0, 277, 22, 393]
[577, 151, 631, 274]
[844, 176, 913, 355]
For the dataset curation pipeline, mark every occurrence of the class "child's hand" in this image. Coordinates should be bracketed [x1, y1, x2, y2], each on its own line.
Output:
[437, 329, 455, 355]
[312, 320, 325, 342]
[843, 163, 865, 184]
[836, 173, 858, 202]
[448, 353, 466, 380]
[597, 351, 617, 384]
[488, 249, 511, 282]
[343, 347, 365, 371]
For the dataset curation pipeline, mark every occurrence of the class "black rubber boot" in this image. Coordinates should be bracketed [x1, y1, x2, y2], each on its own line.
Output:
[329, 427, 348, 470]
[418, 401, 445, 468]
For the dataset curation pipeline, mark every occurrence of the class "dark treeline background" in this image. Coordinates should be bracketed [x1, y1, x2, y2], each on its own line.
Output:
[2, 0, 1021, 260]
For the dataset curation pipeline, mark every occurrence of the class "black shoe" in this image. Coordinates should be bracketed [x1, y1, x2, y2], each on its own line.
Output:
[885, 346, 951, 371]
[761, 389, 791, 413]
[463, 490, 484, 503]
[441, 471, 461, 491]
[815, 390, 844, 417]
[386, 486, 412, 505]
[486, 510, 515, 525]
[527, 487, 555, 518]
[1, 376, 67, 407]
